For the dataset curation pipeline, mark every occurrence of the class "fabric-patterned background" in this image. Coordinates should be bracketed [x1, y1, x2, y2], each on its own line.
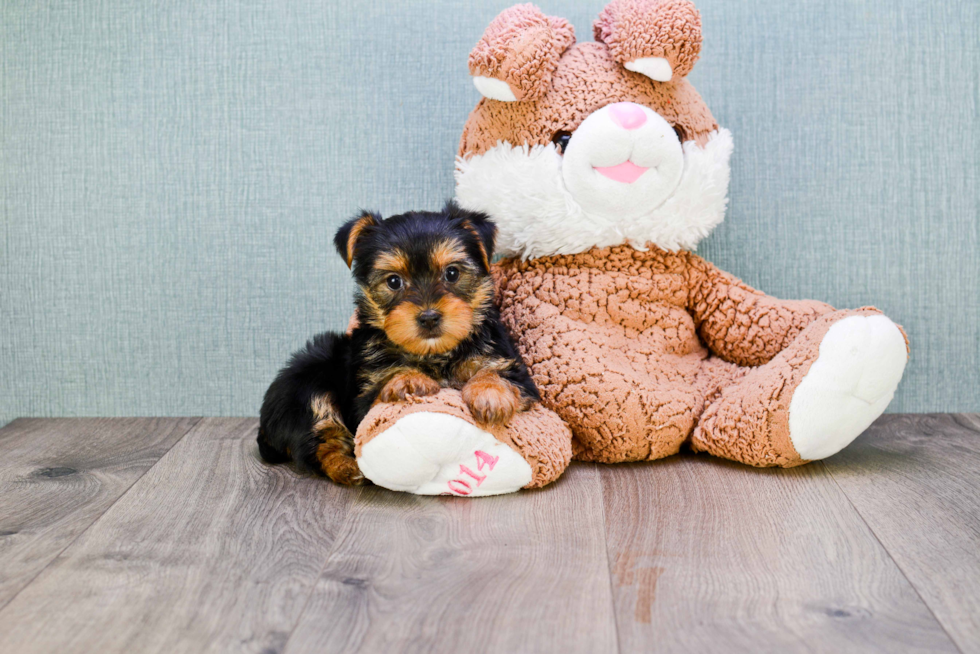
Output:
[2, 0, 977, 425]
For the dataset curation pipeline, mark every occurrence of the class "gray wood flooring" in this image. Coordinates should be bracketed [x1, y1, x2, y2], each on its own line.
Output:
[0, 414, 976, 653]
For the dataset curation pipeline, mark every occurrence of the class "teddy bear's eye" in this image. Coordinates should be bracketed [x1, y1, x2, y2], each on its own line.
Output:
[551, 130, 572, 153]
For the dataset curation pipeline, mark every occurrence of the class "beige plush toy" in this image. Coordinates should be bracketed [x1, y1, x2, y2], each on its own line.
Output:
[455, 0, 909, 466]
[354, 0, 909, 495]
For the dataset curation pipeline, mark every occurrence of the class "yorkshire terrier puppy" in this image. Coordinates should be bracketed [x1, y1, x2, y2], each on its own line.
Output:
[257, 202, 539, 485]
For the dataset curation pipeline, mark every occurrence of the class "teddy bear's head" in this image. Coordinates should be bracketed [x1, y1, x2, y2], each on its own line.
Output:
[455, 0, 733, 259]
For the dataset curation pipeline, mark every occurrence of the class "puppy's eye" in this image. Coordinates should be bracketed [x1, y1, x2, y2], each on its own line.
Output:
[385, 274, 402, 291]
[444, 266, 460, 283]
[551, 130, 572, 154]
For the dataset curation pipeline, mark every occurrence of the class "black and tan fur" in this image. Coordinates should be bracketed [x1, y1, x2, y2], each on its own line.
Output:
[257, 202, 539, 485]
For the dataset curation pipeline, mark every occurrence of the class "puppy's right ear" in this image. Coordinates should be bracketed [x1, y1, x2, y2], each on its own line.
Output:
[444, 200, 496, 271]
[334, 211, 381, 268]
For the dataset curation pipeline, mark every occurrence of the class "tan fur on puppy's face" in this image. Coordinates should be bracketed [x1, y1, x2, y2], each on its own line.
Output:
[384, 294, 475, 356]
[374, 251, 410, 277]
[363, 237, 493, 356]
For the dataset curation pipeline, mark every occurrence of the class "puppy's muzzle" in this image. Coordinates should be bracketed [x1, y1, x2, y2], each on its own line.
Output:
[416, 309, 443, 335]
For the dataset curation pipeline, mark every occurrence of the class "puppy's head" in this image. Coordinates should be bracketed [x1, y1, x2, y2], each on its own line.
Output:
[334, 202, 496, 356]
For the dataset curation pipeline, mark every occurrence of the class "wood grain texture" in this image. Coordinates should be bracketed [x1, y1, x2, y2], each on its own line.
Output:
[0, 417, 199, 609]
[3, 415, 978, 653]
[600, 454, 959, 653]
[826, 413, 980, 652]
[283, 462, 618, 654]
[0, 418, 351, 654]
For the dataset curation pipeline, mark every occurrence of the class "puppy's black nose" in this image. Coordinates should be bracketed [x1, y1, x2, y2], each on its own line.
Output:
[416, 309, 442, 331]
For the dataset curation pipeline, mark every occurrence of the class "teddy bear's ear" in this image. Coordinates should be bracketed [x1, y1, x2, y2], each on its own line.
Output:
[594, 0, 702, 82]
[468, 4, 575, 103]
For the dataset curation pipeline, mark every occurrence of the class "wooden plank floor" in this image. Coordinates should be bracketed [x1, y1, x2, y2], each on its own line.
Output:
[0, 418, 200, 609]
[0, 414, 976, 653]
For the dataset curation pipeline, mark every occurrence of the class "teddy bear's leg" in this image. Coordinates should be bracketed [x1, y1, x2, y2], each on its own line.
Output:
[354, 389, 572, 496]
[561, 371, 699, 463]
[524, 317, 701, 463]
[692, 309, 908, 467]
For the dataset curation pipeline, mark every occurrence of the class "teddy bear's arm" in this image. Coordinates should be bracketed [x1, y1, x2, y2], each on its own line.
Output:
[685, 254, 834, 367]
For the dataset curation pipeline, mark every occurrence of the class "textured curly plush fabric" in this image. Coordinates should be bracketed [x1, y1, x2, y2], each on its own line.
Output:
[691, 307, 896, 466]
[594, 0, 702, 78]
[460, 41, 717, 157]
[492, 246, 893, 467]
[467, 4, 576, 103]
[453, 2, 908, 469]
[355, 389, 573, 489]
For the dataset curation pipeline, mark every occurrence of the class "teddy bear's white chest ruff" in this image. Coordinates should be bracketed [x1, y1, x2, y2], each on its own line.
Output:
[455, 128, 733, 260]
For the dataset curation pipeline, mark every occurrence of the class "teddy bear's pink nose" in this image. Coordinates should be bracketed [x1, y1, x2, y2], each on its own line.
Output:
[608, 102, 647, 130]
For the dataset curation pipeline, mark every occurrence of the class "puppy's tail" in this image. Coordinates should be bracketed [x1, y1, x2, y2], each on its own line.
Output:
[256, 427, 290, 464]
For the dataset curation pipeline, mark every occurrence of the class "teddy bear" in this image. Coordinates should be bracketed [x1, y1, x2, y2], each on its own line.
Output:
[353, 0, 908, 495]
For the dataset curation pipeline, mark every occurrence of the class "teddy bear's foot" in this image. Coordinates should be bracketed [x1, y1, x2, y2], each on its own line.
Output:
[787, 313, 907, 460]
[357, 412, 532, 496]
[354, 389, 572, 496]
[692, 309, 907, 467]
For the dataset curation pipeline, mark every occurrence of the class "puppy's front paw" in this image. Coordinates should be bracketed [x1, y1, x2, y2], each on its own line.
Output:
[462, 373, 523, 427]
[379, 371, 441, 403]
[321, 451, 369, 486]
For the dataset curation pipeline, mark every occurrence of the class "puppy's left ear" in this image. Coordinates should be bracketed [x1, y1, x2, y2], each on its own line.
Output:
[445, 201, 496, 271]
[334, 210, 381, 268]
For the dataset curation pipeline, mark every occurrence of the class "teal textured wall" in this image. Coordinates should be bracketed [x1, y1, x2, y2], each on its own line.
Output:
[1, 0, 977, 424]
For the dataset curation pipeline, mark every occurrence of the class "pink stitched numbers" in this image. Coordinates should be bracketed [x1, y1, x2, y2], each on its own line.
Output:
[444, 450, 500, 496]
[458, 464, 486, 485]
[474, 450, 499, 471]
[447, 479, 473, 495]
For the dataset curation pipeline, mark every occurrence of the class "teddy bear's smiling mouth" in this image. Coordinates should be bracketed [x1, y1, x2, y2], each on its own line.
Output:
[593, 160, 649, 184]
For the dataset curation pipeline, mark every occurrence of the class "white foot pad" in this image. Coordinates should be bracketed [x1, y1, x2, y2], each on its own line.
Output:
[357, 412, 532, 496]
[789, 315, 908, 460]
